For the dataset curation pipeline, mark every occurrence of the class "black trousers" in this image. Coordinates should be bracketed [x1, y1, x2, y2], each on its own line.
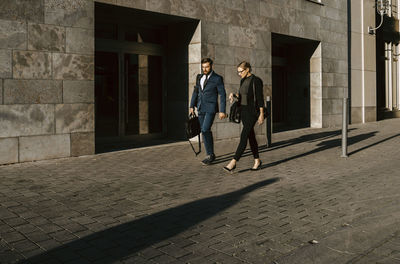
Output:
[234, 106, 259, 161]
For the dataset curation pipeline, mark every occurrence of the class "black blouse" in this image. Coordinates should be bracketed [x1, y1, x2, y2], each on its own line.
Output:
[239, 75, 264, 109]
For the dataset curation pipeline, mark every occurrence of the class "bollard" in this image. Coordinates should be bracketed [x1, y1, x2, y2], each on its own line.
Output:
[266, 96, 272, 148]
[341, 97, 348, 158]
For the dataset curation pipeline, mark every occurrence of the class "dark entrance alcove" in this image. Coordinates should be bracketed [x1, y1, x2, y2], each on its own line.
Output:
[272, 33, 320, 132]
[95, 3, 199, 153]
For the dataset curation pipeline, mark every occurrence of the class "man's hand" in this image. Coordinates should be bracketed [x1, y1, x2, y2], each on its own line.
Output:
[219, 113, 227, 120]
[189, 108, 194, 115]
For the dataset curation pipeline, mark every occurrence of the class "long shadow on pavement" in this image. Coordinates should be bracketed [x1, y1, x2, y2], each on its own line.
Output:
[348, 133, 400, 156]
[238, 131, 378, 173]
[213, 129, 357, 165]
[22, 178, 280, 263]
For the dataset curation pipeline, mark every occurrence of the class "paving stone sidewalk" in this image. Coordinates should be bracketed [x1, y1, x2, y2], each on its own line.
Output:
[1, 119, 400, 264]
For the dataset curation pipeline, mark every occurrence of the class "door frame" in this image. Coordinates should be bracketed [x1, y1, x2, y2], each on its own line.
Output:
[95, 25, 167, 142]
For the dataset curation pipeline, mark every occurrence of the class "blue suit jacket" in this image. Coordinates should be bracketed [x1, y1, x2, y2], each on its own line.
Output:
[190, 72, 226, 114]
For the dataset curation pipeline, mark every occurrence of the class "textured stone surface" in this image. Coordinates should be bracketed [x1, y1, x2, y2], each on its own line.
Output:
[19, 134, 70, 162]
[13, 51, 52, 79]
[0, 104, 54, 138]
[0, 20, 26, 50]
[171, 0, 203, 18]
[63, 80, 94, 103]
[202, 22, 229, 45]
[188, 43, 201, 64]
[53, 54, 94, 80]
[228, 26, 256, 48]
[66, 28, 94, 54]
[0, 49, 12, 78]
[0, 79, 3, 104]
[322, 99, 343, 115]
[0, 0, 44, 23]
[252, 49, 270, 67]
[28, 23, 65, 52]
[116, 0, 146, 9]
[215, 45, 234, 65]
[322, 113, 342, 127]
[0, 138, 18, 165]
[0, 119, 400, 262]
[365, 106, 376, 122]
[146, 0, 171, 13]
[55, 103, 94, 133]
[70, 132, 94, 156]
[3, 80, 62, 104]
[44, 0, 94, 29]
[233, 47, 252, 66]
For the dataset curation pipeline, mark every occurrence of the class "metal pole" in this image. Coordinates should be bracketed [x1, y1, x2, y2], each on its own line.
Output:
[341, 97, 348, 158]
[266, 96, 272, 148]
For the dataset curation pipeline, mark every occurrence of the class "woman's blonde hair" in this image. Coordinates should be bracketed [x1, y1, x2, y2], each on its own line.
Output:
[237, 61, 252, 72]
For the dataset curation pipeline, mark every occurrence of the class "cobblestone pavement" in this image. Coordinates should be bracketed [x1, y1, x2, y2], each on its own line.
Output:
[1, 119, 400, 264]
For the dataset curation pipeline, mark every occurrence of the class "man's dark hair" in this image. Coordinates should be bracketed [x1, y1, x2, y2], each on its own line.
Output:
[201, 58, 213, 65]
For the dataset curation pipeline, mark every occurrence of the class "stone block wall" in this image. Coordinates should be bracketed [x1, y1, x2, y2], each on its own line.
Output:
[350, 0, 376, 124]
[95, 0, 347, 142]
[0, 0, 95, 165]
[0, 0, 348, 164]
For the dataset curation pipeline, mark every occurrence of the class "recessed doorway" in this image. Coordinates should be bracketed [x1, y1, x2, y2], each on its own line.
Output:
[95, 3, 199, 153]
[272, 33, 321, 132]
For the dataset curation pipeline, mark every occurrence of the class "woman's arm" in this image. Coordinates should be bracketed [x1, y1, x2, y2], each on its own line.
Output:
[254, 77, 264, 108]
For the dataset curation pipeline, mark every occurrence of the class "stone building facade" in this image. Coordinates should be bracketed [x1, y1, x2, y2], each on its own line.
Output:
[0, 0, 350, 165]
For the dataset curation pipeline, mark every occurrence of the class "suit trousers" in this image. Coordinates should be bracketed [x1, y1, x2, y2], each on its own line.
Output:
[198, 112, 215, 156]
[234, 106, 259, 161]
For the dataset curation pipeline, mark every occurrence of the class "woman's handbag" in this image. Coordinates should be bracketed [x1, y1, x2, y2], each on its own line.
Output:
[229, 100, 241, 124]
[186, 113, 201, 156]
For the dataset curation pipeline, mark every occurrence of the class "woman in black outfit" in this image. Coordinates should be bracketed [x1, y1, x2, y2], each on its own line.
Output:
[224, 61, 264, 172]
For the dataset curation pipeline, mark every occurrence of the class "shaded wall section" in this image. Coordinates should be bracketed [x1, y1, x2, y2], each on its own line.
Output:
[167, 21, 200, 139]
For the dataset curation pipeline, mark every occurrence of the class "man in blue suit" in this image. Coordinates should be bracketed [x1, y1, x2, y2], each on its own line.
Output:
[190, 58, 227, 165]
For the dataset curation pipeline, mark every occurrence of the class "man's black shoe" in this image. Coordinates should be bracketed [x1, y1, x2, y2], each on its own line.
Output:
[202, 154, 215, 165]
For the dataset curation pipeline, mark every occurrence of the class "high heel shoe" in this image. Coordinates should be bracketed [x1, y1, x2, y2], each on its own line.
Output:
[223, 164, 236, 173]
[250, 161, 262, 171]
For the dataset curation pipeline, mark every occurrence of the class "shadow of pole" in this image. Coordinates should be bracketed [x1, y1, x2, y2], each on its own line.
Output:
[239, 131, 378, 173]
[348, 133, 400, 156]
[23, 178, 280, 263]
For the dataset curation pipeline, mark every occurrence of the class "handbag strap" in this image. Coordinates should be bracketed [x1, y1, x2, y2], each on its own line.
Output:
[188, 134, 201, 156]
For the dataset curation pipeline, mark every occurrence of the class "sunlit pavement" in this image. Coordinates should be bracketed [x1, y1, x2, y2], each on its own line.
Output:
[1, 119, 400, 264]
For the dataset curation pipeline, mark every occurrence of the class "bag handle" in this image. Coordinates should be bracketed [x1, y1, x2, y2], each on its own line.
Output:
[187, 112, 201, 156]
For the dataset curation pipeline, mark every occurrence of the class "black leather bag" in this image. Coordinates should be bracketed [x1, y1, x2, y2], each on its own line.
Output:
[186, 113, 201, 156]
[229, 101, 241, 124]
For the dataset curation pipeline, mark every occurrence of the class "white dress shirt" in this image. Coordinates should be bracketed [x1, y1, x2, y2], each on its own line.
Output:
[200, 71, 213, 90]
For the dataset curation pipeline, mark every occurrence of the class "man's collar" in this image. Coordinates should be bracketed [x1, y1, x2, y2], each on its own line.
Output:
[203, 70, 213, 77]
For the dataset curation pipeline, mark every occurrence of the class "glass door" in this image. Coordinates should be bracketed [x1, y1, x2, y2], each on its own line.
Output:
[95, 51, 119, 137]
[124, 54, 163, 136]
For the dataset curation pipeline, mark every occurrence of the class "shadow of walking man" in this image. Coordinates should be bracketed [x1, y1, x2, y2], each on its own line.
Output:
[23, 178, 280, 263]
